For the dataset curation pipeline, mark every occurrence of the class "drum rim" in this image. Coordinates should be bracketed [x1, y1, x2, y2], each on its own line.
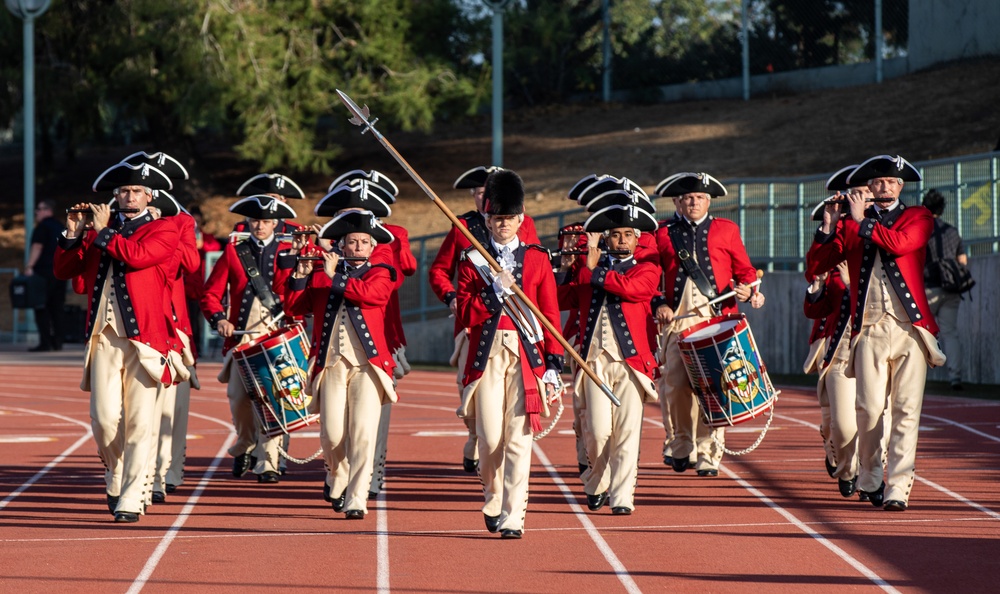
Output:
[678, 313, 747, 348]
[232, 322, 307, 354]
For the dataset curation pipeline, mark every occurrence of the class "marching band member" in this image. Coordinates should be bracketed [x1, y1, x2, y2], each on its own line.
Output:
[807, 155, 945, 511]
[233, 172, 307, 233]
[285, 210, 398, 519]
[54, 162, 185, 523]
[568, 205, 660, 515]
[429, 166, 540, 473]
[652, 172, 764, 478]
[455, 169, 563, 539]
[201, 195, 296, 483]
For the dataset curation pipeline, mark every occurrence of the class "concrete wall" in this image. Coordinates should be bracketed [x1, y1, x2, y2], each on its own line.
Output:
[908, 0, 1000, 71]
[404, 253, 1000, 384]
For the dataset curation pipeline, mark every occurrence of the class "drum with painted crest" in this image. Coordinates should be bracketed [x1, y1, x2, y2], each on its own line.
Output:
[677, 314, 777, 427]
[231, 323, 318, 438]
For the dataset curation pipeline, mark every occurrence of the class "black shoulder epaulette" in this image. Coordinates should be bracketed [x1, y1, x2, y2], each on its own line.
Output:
[525, 243, 550, 255]
[369, 263, 397, 283]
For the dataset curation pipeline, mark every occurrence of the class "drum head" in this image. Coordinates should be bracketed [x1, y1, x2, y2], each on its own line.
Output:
[684, 318, 740, 341]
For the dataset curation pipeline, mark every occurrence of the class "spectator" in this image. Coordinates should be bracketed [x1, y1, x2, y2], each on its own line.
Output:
[25, 199, 68, 352]
[922, 189, 967, 390]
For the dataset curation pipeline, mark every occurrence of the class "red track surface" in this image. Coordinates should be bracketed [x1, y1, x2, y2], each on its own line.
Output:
[2, 364, 998, 593]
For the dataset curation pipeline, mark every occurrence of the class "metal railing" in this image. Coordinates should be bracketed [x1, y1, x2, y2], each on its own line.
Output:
[400, 151, 1000, 320]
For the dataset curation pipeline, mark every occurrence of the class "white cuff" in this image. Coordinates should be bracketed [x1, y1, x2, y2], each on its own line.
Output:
[542, 369, 561, 386]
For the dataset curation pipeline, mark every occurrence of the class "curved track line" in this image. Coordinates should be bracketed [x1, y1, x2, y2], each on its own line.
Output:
[0, 406, 93, 511]
[921, 413, 1000, 443]
[775, 412, 1000, 520]
[533, 444, 642, 594]
[643, 414, 897, 593]
[126, 411, 236, 594]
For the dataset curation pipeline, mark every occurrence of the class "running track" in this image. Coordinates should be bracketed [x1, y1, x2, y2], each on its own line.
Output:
[1, 362, 998, 593]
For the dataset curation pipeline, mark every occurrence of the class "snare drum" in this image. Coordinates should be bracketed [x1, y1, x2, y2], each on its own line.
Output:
[232, 323, 318, 438]
[677, 314, 777, 427]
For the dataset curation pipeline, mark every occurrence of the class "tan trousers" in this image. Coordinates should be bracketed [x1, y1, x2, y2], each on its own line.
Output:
[659, 330, 724, 470]
[581, 354, 644, 511]
[853, 316, 927, 503]
[155, 376, 192, 491]
[319, 361, 384, 515]
[822, 345, 858, 481]
[454, 332, 478, 462]
[226, 372, 280, 474]
[475, 332, 533, 533]
[568, 357, 589, 470]
[90, 327, 163, 514]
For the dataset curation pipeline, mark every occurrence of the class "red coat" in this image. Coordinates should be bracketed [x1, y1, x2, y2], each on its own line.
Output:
[568, 258, 660, 379]
[383, 223, 417, 350]
[803, 270, 849, 343]
[54, 215, 182, 361]
[200, 237, 294, 354]
[456, 243, 562, 431]
[184, 229, 221, 302]
[167, 214, 202, 358]
[653, 217, 757, 314]
[284, 262, 397, 381]
[806, 204, 938, 337]
[429, 211, 540, 309]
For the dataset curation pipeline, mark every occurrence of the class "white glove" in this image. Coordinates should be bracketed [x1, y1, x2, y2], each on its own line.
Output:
[542, 369, 562, 389]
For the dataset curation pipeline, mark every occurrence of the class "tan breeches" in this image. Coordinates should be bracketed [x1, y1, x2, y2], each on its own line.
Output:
[89, 327, 163, 514]
[581, 355, 644, 510]
[226, 373, 280, 474]
[475, 347, 533, 533]
[658, 331, 724, 469]
[319, 362, 384, 514]
[156, 376, 192, 491]
[455, 333, 478, 462]
[853, 317, 927, 503]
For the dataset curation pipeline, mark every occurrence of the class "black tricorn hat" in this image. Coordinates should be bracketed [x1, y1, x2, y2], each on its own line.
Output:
[568, 174, 603, 202]
[654, 172, 726, 198]
[315, 180, 393, 218]
[483, 169, 524, 215]
[120, 151, 189, 181]
[236, 173, 305, 199]
[229, 195, 298, 220]
[328, 169, 399, 196]
[93, 162, 173, 192]
[585, 189, 655, 214]
[319, 210, 394, 244]
[577, 176, 648, 206]
[149, 190, 187, 217]
[846, 155, 921, 186]
[824, 164, 859, 192]
[454, 165, 503, 189]
[584, 205, 658, 233]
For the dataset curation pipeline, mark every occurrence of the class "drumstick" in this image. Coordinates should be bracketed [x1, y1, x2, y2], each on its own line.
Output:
[672, 271, 763, 322]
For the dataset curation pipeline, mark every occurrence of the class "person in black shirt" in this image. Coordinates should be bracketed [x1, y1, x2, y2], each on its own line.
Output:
[26, 199, 68, 352]
[922, 189, 967, 390]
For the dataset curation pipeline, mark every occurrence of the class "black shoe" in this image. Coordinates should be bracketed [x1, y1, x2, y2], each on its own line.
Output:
[368, 491, 379, 500]
[484, 513, 501, 533]
[578, 463, 588, 474]
[696, 468, 719, 477]
[611, 507, 632, 516]
[114, 511, 139, 523]
[824, 457, 837, 478]
[838, 476, 858, 498]
[344, 509, 365, 519]
[28, 345, 51, 352]
[327, 486, 346, 512]
[500, 529, 522, 539]
[884, 500, 907, 512]
[858, 490, 870, 502]
[106, 494, 119, 515]
[151, 491, 166, 504]
[586, 491, 609, 511]
[165, 484, 178, 494]
[463, 457, 479, 473]
[671, 456, 691, 473]
[257, 471, 280, 484]
[232, 453, 254, 478]
[860, 482, 885, 507]
[663, 455, 674, 467]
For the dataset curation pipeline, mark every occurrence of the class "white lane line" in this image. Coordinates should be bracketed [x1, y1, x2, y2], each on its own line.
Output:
[645, 413, 898, 593]
[376, 490, 390, 594]
[533, 445, 642, 594]
[5, 515, 996, 544]
[776, 413, 1000, 520]
[0, 406, 92, 511]
[126, 412, 236, 594]
[921, 413, 1000, 443]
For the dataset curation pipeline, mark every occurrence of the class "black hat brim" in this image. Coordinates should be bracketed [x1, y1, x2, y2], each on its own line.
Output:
[93, 162, 173, 192]
[236, 174, 305, 198]
[149, 190, 186, 217]
[825, 164, 859, 192]
[568, 174, 602, 202]
[577, 176, 647, 205]
[229, 195, 298, 219]
[583, 205, 658, 233]
[315, 181, 393, 217]
[454, 166, 501, 189]
[121, 151, 189, 181]
[319, 210, 394, 244]
[584, 190, 655, 214]
[846, 155, 921, 186]
[328, 170, 399, 196]
[655, 172, 726, 198]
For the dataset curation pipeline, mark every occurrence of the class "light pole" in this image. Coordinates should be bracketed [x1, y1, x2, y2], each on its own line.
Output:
[482, 0, 513, 168]
[5, 0, 52, 269]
